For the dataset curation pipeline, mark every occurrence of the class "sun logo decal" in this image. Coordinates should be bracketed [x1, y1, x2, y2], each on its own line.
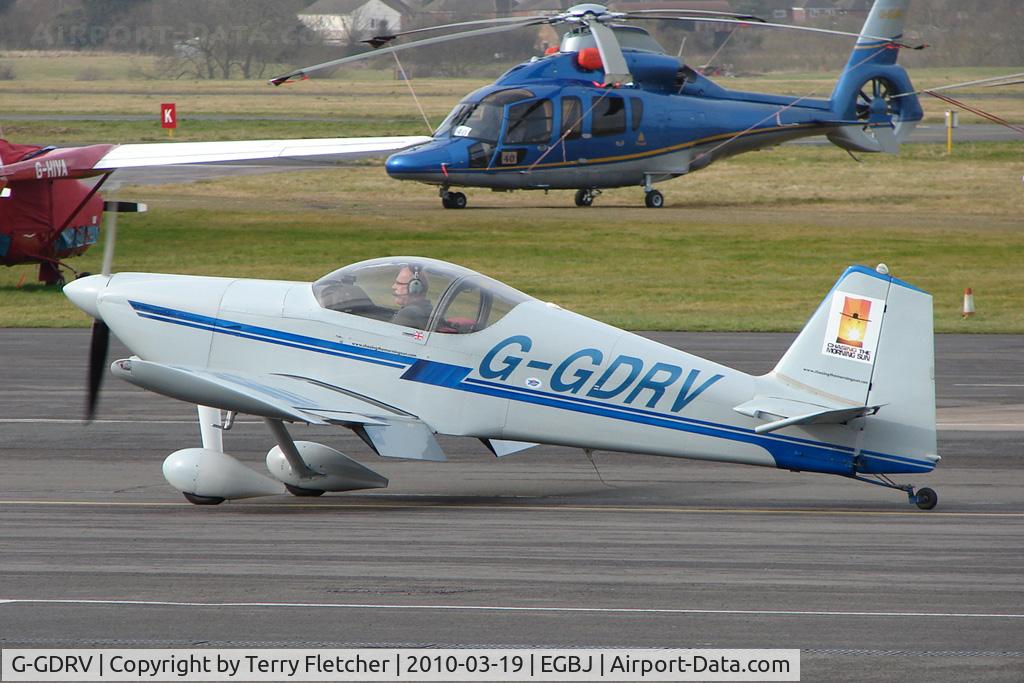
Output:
[822, 291, 885, 363]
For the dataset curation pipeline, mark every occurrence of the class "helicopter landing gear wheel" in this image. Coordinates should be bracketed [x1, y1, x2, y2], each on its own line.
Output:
[914, 487, 938, 510]
[644, 189, 664, 208]
[183, 492, 226, 506]
[285, 484, 325, 497]
[441, 191, 467, 209]
[574, 189, 595, 207]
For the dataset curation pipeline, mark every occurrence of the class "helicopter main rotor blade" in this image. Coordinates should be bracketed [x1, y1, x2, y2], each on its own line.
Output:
[628, 16, 926, 50]
[586, 20, 632, 84]
[271, 19, 553, 86]
[621, 9, 765, 22]
[891, 72, 1024, 98]
[363, 14, 555, 48]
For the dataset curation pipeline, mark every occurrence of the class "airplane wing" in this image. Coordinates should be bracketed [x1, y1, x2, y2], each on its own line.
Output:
[0, 136, 431, 183]
[111, 358, 446, 461]
[734, 396, 883, 434]
[92, 136, 432, 169]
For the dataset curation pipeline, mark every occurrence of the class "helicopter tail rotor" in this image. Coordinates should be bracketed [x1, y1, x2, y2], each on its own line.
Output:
[825, 0, 922, 154]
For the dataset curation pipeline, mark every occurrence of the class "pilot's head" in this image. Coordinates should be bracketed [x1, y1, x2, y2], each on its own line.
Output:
[392, 264, 428, 306]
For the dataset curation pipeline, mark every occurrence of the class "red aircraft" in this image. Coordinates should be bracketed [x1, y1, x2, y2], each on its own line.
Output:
[0, 135, 429, 286]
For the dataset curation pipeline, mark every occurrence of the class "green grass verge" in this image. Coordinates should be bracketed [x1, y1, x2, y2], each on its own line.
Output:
[2, 142, 1021, 333]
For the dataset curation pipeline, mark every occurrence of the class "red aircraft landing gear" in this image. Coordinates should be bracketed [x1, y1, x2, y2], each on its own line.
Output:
[440, 187, 467, 209]
[38, 261, 66, 287]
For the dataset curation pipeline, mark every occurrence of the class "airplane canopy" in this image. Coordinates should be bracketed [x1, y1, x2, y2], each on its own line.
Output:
[313, 257, 531, 334]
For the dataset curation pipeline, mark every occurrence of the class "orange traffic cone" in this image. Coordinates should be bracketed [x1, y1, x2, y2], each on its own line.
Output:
[962, 287, 975, 319]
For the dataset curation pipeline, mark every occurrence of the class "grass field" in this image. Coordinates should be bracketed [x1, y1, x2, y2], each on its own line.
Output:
[1, 51, 1021, 332]
[2, 142, 1020, 333]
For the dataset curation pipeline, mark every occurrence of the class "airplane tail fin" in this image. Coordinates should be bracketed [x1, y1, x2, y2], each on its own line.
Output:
[826, 0, 923, 154]
[769, 265, 938, 473]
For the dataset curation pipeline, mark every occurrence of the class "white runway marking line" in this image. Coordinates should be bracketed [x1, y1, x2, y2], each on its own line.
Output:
[1, 598, 1022, 620]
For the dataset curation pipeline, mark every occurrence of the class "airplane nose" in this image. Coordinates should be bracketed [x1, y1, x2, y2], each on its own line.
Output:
[63, 274, 111, 320]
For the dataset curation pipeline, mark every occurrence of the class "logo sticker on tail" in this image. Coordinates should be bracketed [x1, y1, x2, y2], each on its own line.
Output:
[822, 291, 884, 363]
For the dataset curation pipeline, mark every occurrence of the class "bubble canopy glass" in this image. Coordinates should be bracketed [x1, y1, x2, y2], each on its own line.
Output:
[313, 257, 531, 334]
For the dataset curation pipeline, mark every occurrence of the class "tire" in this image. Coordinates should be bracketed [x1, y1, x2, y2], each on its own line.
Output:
[644, 190, 664, 208]
[574, 189, 593, 207]
[441, 195, 453, 209]
[449, 192, 467, 209]
[183, 492, 226, 505]
[915, 487, 937, 510]
[285, 484, 326, 497]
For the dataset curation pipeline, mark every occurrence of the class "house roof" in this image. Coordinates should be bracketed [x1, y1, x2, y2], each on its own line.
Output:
[301, 0, 412, 15]
[608, 1, 733, 10]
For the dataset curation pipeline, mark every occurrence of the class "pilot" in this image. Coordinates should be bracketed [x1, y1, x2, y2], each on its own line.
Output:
[391, 264, 432, 329]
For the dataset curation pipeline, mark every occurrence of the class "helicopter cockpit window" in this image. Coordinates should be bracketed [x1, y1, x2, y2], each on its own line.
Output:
[313, 260, 459, 331]
[433, 275, 530, 335]
[504, 99, 553, 145]
[438, 88, 535, 144]
[592, 96, 626, 136]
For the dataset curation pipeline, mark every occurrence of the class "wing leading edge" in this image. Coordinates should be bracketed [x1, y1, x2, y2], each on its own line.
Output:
[111, 358, 446, 461]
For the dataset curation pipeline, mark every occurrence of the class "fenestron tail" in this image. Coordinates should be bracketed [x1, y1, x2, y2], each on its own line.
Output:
[827, 0, 923, 153]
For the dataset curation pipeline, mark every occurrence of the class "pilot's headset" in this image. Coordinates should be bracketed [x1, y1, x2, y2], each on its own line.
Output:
[404, 264, 428, 296]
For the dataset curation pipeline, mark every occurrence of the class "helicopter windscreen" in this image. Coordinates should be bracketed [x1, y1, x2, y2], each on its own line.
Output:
[435, 88, 535, 143]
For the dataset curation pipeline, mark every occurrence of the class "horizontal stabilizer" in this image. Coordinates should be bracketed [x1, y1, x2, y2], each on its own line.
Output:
[735, 396, 882, 434]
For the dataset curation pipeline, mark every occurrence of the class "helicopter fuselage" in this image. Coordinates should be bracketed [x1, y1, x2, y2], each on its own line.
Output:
[384, 48, 918, 193]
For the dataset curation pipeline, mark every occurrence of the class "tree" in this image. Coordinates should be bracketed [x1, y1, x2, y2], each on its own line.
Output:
[153, 0, 316, 79]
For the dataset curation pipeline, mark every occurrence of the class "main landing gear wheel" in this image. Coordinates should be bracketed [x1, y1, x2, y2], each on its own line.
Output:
[441, 191, 467, 209]
[183, 492, 225, 505]
[644, 189, 664, 208]
[914, 487, 938, 510]
[574, 189, 595, 207]
[285, 484, 325, 497]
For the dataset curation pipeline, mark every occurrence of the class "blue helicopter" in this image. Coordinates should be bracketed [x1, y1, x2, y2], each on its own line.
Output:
[272, 2, 925, 209]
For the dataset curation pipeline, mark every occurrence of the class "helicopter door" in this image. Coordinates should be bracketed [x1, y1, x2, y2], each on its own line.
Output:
[553, 94, 587, 166]
[496, 98, 553, 168]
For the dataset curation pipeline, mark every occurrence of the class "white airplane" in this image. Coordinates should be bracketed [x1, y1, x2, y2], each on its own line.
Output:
[63, 257, 940, 509]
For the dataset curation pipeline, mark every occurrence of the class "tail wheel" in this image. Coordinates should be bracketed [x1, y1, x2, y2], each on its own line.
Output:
[915, 487, 938, 510]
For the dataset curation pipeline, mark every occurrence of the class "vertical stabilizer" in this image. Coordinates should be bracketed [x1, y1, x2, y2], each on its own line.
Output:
[771, 265, 937, 469]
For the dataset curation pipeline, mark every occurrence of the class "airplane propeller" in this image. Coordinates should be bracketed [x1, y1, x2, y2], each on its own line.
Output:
[84, 191, 119, 422]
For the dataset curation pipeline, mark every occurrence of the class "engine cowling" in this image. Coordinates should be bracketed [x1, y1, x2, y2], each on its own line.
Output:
[266, 441, 389, 492]
[163, 448, 285, 500]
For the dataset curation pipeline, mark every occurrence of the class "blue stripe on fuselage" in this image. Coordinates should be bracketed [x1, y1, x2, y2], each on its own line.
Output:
[128, 302, 934, 475]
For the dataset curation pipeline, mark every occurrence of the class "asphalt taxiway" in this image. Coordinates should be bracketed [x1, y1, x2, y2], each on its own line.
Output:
[1, 330, 1021, 681]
